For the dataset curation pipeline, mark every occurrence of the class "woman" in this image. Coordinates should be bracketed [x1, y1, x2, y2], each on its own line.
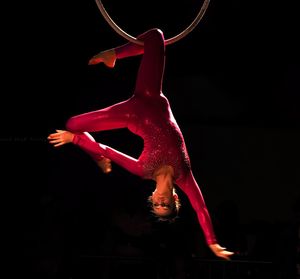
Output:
[48, 28, 234, 260]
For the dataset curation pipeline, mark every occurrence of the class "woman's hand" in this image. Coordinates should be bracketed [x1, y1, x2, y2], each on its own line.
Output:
[47, 130, 74, 147]
[209, 243, 234, 261]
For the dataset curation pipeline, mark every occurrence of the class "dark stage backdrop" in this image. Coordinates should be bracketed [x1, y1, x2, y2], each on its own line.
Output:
[3, 0, 299, 277]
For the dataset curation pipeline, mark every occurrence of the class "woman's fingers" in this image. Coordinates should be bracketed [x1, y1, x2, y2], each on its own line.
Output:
[220, 250, 234, 260]
[48, 131, 65, 146]
[48, 131, 63, 139]
[48, 130, 74, 146]
[209, 244, 234, 261]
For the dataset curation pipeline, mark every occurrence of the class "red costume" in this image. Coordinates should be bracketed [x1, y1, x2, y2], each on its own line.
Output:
[66, 29, 217, 245]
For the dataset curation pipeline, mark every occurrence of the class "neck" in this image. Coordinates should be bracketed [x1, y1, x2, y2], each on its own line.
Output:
[154, 165, 174, 193]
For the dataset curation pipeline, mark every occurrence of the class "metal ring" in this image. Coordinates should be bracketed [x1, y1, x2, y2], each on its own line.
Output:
[95, 0, 211, 45]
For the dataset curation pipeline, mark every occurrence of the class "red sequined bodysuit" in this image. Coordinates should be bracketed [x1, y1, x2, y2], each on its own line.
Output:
[66, 29, 217, 245]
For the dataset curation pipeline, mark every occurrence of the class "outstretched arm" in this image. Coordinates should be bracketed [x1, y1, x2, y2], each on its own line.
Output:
[48, 130, 144, 177]
[177, 171, 234, 260]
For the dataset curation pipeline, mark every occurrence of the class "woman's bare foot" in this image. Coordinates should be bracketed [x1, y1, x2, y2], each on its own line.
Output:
[97, 157, 112, 174]
[88, 49, 116, 68]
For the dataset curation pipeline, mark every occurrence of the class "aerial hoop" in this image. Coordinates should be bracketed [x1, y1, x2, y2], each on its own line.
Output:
[95, 0, 211, 45]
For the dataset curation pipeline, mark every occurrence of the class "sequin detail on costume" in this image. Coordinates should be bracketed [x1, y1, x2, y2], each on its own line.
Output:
[131, 100, 191, 179]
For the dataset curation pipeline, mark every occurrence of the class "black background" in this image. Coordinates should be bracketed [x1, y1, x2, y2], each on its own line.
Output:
[3, 0, 300, 278]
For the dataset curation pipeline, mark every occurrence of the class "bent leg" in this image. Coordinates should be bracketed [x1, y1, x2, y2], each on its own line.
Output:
[66, 99, 132, 133]
[65, 99, 132, 161]
[64, 99, 143, 176]
[134, 29, 165, 96]
[73, 135, 143, 177]
[103, 28, 165, 96]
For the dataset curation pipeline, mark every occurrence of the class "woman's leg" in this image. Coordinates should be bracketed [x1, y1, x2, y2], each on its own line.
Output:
[66, 99, 133, 133]
[112, 28, 165, 96]
[71, 132, 143, 177]
[76, 131, 112, 173]
[65, 100, 129, 161]
[89, 29, 165, 97]
[65, 100, 144, 177]
[134, 28, 165, 96]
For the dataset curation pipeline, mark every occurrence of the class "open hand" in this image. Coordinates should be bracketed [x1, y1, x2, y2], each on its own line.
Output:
[47, 130, 74, 147]
[209, 243, 234, 261]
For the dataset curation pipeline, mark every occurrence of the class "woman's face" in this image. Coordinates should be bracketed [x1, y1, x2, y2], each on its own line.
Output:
[151, 192, 174, 217]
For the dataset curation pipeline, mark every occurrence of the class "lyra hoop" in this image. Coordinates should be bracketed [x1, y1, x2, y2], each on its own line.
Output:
[95, 0, 211, 45]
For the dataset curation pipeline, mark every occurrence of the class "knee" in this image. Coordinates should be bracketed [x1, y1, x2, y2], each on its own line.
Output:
[149, 28, 163, 36]
[147, 28, 164, 41]
[138, 28, 164, 42]
[65, 116, 80, 132]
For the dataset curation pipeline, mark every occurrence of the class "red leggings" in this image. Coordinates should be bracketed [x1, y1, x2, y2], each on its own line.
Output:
[65, 29, 165, 177]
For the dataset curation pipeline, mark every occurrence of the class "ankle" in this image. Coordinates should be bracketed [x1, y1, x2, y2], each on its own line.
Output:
[103, 49, 116, 68]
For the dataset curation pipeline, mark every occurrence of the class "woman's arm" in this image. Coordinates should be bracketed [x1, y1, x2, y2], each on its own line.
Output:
[178, 171, 217, 245]
[48, 130, 144, 177]
[177, 171, 234, 260]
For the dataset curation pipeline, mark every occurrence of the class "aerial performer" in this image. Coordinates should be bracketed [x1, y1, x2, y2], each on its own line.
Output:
[48, 0, 234, 260]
